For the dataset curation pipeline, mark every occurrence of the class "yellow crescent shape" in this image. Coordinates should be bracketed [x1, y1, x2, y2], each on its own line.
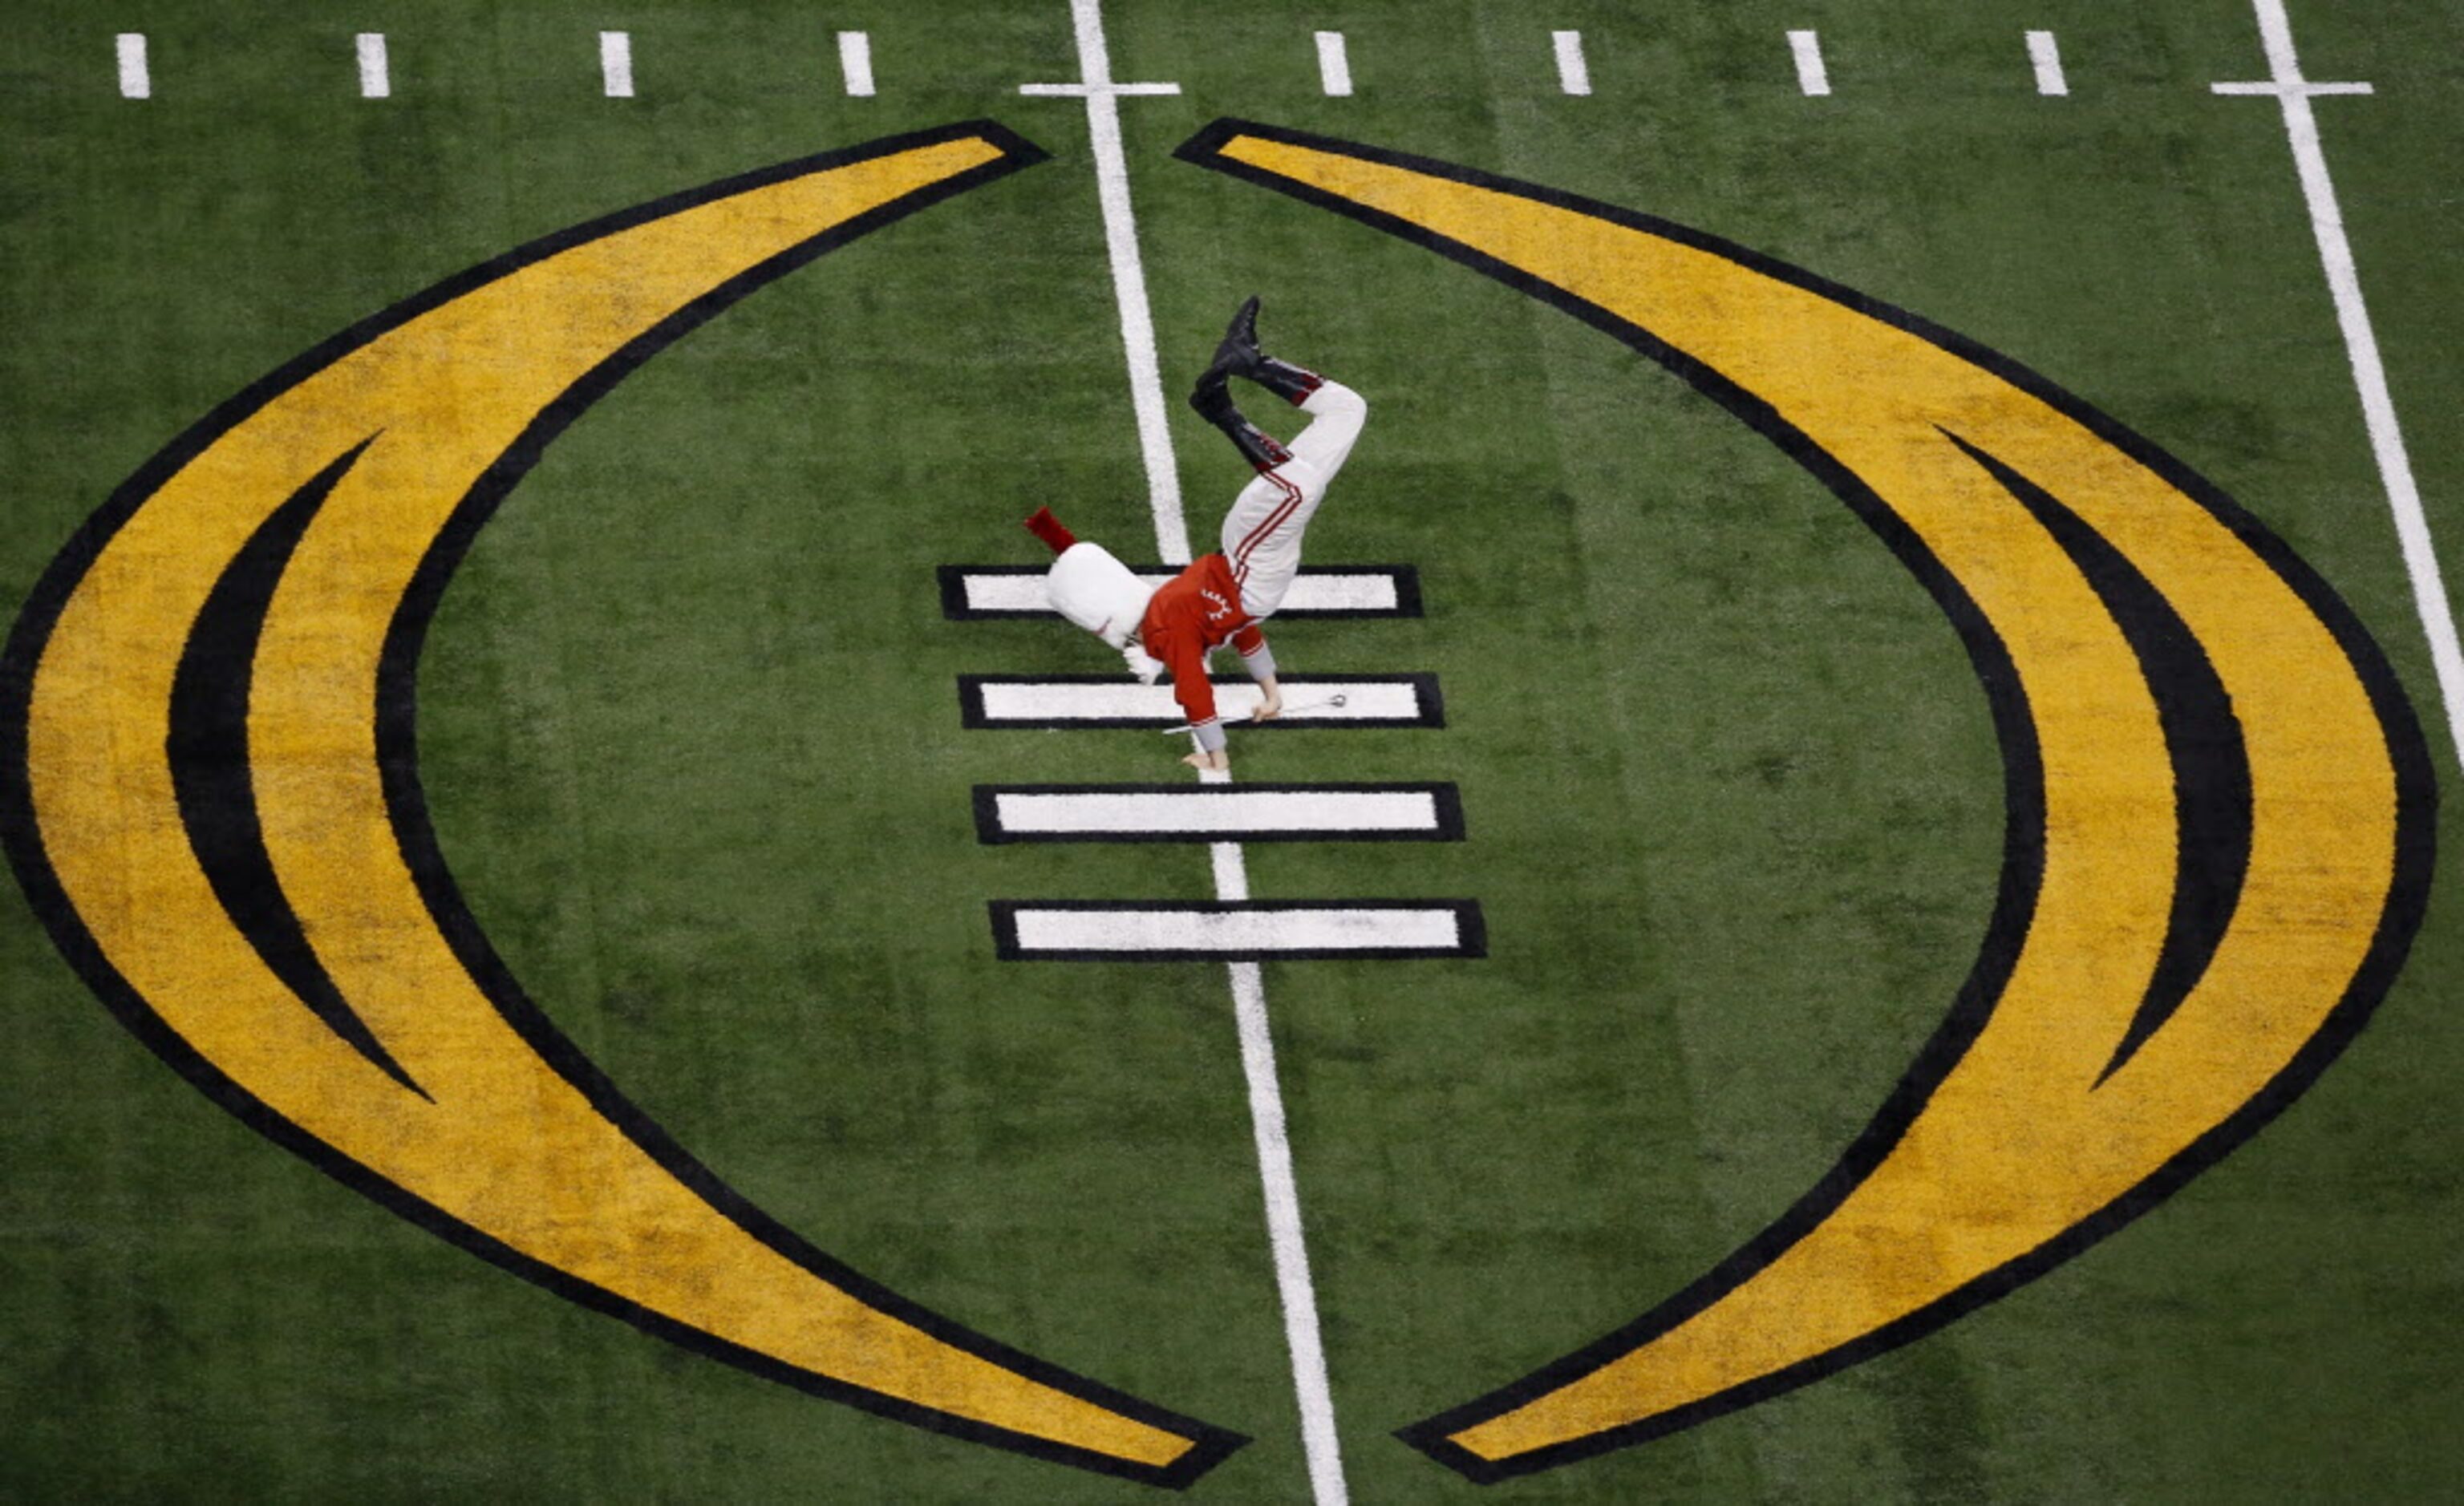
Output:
[1175, 120, 2437, 1480]
[1, 123, 1240, 1488]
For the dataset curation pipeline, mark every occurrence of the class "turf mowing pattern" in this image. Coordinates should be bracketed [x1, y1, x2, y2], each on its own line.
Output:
[3, 2, 2461, 1500]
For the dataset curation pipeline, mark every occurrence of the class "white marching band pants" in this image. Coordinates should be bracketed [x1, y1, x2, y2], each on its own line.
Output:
[1219, 379, 1368, 620]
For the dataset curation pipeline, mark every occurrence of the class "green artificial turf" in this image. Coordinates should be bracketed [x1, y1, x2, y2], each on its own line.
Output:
[2, 2, 2459, 1500]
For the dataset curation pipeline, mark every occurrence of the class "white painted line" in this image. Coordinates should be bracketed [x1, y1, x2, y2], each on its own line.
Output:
[962, 676, 1440, 727]
[1315, 31, 1353, 97]
[2026, 30, 2067, 96]
[996, 903, 1479, 958]
[1789, 30, 1830, 96]
[942, 565, 1415, 617]
[599, 30, 634, 98]
[1015, 0, 1190, 564]
[980, 785, 1458, 841]
[1018, 5, 1347, 1497]
[1227, 953, 1348, 1471]
[1195, 771, 1348, 1506]
[837, 30, 875, 97]
[356, 33, 391, 99]
[2215, 0, 2464, 773]
[116, 34, 149, 99]
[1017, 81, 1180, 95]
[1552, 30, 1591, 96]
[2211, 79, 2369, 95]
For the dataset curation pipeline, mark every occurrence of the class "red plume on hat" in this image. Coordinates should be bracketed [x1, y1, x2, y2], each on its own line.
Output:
[1023, 506, 1077, 555]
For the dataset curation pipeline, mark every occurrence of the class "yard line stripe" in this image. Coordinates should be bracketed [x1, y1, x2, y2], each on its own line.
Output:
[1016, 0, 1191, 562]
[1019, 6, 1347, 1499]
[356, 33, 391, 99]
[1788, 30, 1830, 96]
[959, 674, 1444, 729]
[1552, 30, 1591, 96]
[938, 564, 1421, 618]
[2026, 30, 2067, 96]
[1201, 772, 1347, 1506]
[2214, 0, 2464, 773]
[599, 30, 634, 98]
[116, 34, 149, 99]
[974, 783, 1465, 843]
[1315, 31, 1353, 97]
[837, 30, 875, 97]
[990, 901, 1485, 960]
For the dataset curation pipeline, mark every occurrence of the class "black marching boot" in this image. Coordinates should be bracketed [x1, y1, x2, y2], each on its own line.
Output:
[1208, 295, 1324, 405]
[1189, 369, 1292, 472]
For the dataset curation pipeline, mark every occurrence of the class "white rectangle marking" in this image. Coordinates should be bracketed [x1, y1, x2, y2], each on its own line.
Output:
[2027, 30, 2068, 95]
[952, 570, 1401, 615]
[357, 33, 391, 99]
[1789, 30, 1830, 95]
[995, 789, 1442, 837]
[1315, 31, 1353, 96]
[1008, 906, 1469, 956]
[837, 30, 875, 97]
[600, 30, 634, 97]
[968, 678, 1433, 726]
[116, 34, 149, 99]
[1552, 30, 1591, 95]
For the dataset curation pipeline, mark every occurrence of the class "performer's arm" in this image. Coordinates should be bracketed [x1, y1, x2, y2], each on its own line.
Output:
[1232, 623, 1282, 722]
[1166, 639, 1230, 767]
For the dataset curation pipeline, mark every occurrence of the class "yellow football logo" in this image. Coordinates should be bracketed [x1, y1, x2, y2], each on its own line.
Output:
[0, 122, 1238, 1488]
[1175, 119, 2434, 1480]
[1, 116, 2433, 1491]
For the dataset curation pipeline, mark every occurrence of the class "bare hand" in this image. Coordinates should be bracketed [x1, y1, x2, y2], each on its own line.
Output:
[1250, 682, 1284, 723]
[1181, 748, 1229, 771]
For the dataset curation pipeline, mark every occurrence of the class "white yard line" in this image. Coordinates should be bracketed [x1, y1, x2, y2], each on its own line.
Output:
[2215, 0, 2464, 772]
[1019, 0, 1190, 563]
[1552, 30, 1591, 96]
[1789, 30, 1830, 96]
[598, 30, 634, 98]
[837, 30, 876, 97]
[356, 33, 391, 99]
[1315, 31, 1353, 97]
[1021, 6, 1349, 1500]
[1225, 955, 1350, 1496]
[116, 34, 148, 99]
[2026, 30, 2068, 97]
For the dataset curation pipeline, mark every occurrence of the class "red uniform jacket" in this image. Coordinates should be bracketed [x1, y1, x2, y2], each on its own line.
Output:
[1138, 553, 1270, 738]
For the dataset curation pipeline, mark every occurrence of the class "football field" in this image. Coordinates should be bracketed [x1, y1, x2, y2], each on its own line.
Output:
[3, 2, 2461, 1500]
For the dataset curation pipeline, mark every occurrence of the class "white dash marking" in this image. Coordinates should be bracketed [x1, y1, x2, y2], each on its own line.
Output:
[2215, 0, 2464, 773]
[356, 33, 391, 99]
[1552, 30, 1592, 96]
[969, 678, 1432, 727]
[1315, 31, 1353, 97]
[837, 30, 875, 97]
[991, 788, 1446, 839]
[1789, 29, 1830, 96]
[2211, 79, 2369, 95]
[1006, 905, 1471, 956]
[599, 30, 634, 98]
[116, 34, 149, 99]
[2027, 30, 2068, 96]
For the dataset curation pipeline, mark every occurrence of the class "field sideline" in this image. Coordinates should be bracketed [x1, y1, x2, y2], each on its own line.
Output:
[3, 2, 2460, 1500]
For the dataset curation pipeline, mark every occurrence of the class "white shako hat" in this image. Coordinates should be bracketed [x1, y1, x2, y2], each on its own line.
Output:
[1044, 541, 1156, 650]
